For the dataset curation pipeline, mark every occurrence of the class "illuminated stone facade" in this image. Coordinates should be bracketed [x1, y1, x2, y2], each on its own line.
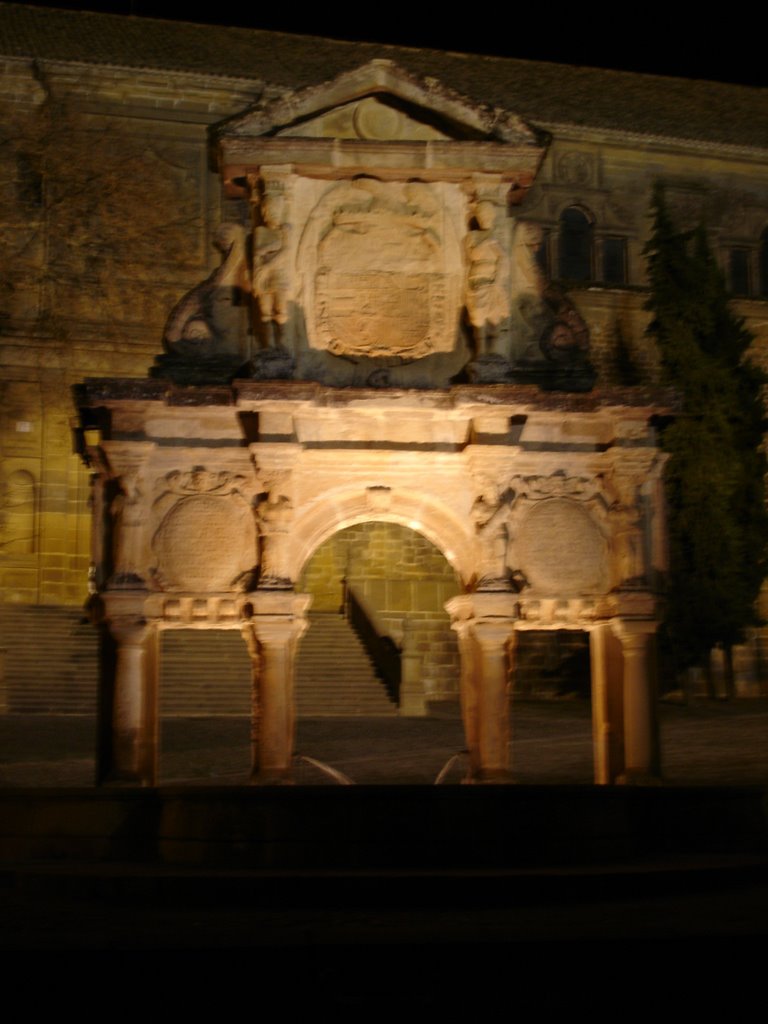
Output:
[2, 8, 766, 609]
[68, 55, 675, 783]
[1, 7, 767, 778]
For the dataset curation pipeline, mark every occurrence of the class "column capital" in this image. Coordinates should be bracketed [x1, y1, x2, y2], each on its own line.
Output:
[246, 614, 307, 648]
[102, 591, 151, 645]
[610, 617, 658, 648]
[446, 592, 518, 624]
[471, 617, 517, 651]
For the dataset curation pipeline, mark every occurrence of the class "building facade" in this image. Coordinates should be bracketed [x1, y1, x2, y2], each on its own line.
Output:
[1, 6, 767, 751]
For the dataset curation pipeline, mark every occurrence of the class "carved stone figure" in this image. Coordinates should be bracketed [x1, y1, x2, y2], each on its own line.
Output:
[540, 285, 590, 363]
[471, 480, 512, 588]
[162, 223, 249, 361]
[464, 201, 511, 355]
[512, 219, 545, 297]
[110, 470, 145, 586]
[256, 490, 293, 587]
[253, 195, 290, 348]
[611, 503, 645, 585]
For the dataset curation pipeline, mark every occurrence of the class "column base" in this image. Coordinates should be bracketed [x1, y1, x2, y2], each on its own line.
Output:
[466, 767, 515, 785]
[249, 768, 295, 786]
[101, 771, 152, 787]
[616, 769, 663, 786]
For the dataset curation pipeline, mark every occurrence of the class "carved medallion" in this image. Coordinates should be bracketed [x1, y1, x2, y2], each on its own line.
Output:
[152, 493, 255, 591]
[556, 152, 594, 187]
[516, 498, 607, 594]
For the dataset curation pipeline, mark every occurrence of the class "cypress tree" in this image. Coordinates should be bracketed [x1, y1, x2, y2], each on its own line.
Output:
[644, 184, 768, 694]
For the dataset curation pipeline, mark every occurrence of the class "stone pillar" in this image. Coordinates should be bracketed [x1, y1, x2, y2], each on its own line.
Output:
[447, 595, 479, 778]
[589, 623, 625, 784]
[447, 593, 517, 782]
[611, 619, 660, 783]
[102, 594, 156, 785]
[241, 592, 310, 784]
[472, 620, 515, 781]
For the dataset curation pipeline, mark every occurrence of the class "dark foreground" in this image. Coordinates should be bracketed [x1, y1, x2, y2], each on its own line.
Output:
[1, 701, 766, 976]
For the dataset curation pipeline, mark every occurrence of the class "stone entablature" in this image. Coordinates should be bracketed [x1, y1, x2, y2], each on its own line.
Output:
[78, 379, 672, 601]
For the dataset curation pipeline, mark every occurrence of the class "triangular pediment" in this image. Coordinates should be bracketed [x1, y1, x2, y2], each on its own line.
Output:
[217, 60, 542, 146]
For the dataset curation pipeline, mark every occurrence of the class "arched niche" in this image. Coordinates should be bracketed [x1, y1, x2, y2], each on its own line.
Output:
[1, 468, 36, 554]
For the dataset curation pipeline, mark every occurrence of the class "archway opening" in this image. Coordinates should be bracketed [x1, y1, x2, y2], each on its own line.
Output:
[294, 520, 466, 783]
[511, 628, 594, 784]
[158, 628, 251, 783]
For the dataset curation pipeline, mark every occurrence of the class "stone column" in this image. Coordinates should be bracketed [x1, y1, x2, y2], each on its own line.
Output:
[103, 596, 155, 785]
[472, 620, 515, 781]
[241, 592, 311, 784]
[589, 623, 625, 784]
[611, 619, 660, 783]
[447, 593, 517, 782]
[447, 595, 479, 779]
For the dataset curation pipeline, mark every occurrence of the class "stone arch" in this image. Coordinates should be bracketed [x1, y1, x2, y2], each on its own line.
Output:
[298, 520, 463, 710]
[287, 486, 475, 587]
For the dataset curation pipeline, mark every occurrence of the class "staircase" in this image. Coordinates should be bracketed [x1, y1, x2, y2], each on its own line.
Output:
[1, 605, 397, 717]
[160, 630, 250, 716]
[295, 612, 397, 716]
[0, 604, 98, 713]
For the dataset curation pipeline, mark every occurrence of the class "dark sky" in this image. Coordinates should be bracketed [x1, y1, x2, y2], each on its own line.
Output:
[14, 0, 768, 89]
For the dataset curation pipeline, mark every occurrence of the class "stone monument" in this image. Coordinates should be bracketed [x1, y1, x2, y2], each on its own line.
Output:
[77, 61, 671, 785]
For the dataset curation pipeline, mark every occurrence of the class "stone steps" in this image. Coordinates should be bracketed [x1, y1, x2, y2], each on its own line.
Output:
[160, 630, 251, 717]
[0, 604, 98, 714]
[1, 605, 397, 718]
[295, 613, 397, 716]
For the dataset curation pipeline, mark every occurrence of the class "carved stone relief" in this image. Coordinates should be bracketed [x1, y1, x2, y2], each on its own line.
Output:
[515, 497, 608, 594]
[154, 66, 591, 391]
[251, 172, 292, 350]
[110, 468, 146, 586]
[300, 179, 462, 359]
[161, 223, 250, 362]
[151, 468, 257, 591]
[277, 96, 451, 141]
[464, 199, 511, 356]
[556, 152, 594, 187]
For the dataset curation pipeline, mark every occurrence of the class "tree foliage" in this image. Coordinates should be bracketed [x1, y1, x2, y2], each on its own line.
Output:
[644, 183, 768, 679]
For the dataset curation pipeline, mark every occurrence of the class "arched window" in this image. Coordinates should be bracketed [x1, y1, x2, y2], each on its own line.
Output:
[1, 469, 36, 554]
[558, 206, 593, 282]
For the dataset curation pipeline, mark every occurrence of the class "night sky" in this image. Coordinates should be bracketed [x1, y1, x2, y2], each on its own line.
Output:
[12, 0, 768, 89]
